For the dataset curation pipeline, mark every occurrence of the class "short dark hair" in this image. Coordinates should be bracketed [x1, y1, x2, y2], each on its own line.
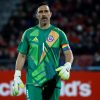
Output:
[32, 2, 50, 17]
[37, 2, 49, 9]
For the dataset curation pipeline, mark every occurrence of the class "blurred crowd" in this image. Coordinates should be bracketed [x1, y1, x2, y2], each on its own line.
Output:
[0, 0, 100, 70]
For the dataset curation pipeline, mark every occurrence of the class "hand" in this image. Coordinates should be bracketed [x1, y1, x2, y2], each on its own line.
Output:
[64, 62, 71, 71]
[56, 62, 71, 80]
[11, 70, 25, 96]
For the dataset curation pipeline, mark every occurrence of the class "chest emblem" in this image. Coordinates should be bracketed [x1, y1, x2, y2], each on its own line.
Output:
[47, 35, 54, 42]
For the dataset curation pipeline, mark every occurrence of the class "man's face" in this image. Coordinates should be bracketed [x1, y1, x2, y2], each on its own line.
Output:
[36, 5, 52, 23]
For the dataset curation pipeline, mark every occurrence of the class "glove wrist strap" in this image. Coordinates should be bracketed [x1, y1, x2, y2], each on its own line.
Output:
[64, 62, 71, 69]
[14, 70, 21, 77]
[64, 62, 71, 66]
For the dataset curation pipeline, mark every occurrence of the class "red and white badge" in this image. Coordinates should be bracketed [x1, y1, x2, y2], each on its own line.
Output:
[47, 35, 54, 42]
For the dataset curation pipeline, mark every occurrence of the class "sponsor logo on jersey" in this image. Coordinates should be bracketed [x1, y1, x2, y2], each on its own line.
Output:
[47, 35, 54, 42]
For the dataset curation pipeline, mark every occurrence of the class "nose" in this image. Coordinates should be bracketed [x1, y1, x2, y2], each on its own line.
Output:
[42, 11, 46, 16]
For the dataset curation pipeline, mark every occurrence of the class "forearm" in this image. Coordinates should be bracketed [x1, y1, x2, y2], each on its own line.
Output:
[56, 49, 73, 79]
[15, 53, 26, 71]
[64, 50, 74, 64]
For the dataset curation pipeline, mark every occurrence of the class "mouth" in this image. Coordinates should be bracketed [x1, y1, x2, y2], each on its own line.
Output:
[42, 17, 48, 20]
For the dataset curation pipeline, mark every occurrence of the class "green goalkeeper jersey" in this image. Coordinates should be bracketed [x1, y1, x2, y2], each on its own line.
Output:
[17, 25, 69, 87]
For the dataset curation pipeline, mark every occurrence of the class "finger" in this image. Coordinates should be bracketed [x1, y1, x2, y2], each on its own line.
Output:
[56, 67, 63, 71]
[61, 71, 70, 80]
[11, 83, 19, 96]
[19, 82, 25, 88]
[12, 88, 19, 96]
[61, 73, 66, 80]
[59, 69, 66, 76]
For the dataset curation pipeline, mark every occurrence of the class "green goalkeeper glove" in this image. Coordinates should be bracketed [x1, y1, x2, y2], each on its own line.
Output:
[11, 70, 25, 96]
[56, 62, 71, 80]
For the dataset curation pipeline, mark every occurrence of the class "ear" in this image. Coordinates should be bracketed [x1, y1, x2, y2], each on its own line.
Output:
[35, 12, 39, 19]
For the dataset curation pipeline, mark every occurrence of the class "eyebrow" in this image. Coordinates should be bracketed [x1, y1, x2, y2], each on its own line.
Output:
[38, 9, 49, 13]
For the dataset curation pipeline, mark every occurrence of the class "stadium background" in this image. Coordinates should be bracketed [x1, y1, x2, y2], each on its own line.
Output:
[0, 0, 100, 100]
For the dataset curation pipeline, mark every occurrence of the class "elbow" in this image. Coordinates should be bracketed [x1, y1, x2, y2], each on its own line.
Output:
[71, 54, 74, 63]
[71, 51, 74, 63]
[19, 53, 26, 58]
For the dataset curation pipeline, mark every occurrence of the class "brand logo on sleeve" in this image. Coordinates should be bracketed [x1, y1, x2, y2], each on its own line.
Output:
[32, 37, 38, 42]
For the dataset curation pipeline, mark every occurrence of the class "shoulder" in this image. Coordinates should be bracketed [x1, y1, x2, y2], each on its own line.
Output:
[23, 26, 37, 37]
[52, 26, 65, 35]
[24, 26, 37, 34]
[51, 25, 64, 33]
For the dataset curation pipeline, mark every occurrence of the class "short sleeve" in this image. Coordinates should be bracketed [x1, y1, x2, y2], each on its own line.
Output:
[17, 30, 28, 55]
[60, 31, 69, 45]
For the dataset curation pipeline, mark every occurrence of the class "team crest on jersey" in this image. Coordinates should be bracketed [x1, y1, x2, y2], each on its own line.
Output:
[47, 35, 54, 42]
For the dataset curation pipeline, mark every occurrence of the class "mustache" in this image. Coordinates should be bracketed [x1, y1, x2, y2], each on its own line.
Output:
[42, 16, 48, 19]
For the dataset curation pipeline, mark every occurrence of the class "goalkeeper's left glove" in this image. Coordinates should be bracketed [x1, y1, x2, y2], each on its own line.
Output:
[11, 70, 25, 96]
[56, 62, 71, 80]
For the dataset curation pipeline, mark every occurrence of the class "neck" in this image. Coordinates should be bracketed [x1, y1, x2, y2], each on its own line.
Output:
[38, 22, 50, 29]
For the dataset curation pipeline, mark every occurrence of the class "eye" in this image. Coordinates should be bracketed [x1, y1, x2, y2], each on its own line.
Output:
[38, 10, 43, 13]
[44, 10, 49, 13]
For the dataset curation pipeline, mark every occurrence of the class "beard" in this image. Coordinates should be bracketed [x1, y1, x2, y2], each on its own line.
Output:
[40, 17, 49, 26]
[41, 17, 48, 22]
[39, 16, 50, 28]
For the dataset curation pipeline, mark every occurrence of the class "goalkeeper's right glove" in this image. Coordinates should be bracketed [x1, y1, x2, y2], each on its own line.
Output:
[11, 70, 25, 96]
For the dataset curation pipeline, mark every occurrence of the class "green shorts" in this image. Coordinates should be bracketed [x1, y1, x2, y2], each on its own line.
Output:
[26, 84, 60, 100]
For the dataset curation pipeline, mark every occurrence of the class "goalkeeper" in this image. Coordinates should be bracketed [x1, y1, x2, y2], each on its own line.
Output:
[12, 2, 73, 100]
